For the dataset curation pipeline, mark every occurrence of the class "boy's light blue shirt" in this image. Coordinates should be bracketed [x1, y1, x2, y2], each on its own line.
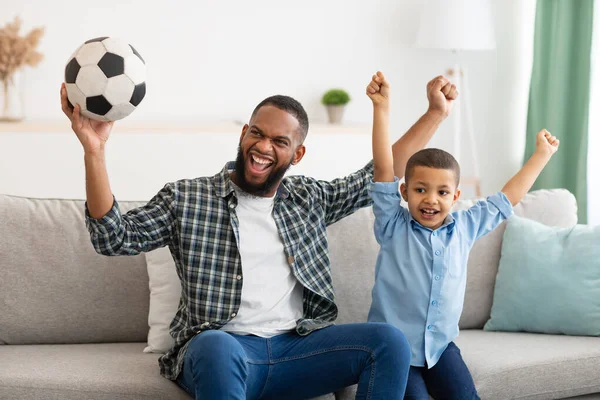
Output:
[367, 179, 513, 368]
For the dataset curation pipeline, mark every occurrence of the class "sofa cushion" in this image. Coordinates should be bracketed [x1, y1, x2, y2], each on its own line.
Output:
[455, 330, 600, 399]
[0, 343, 189, 400]
[484, 216, 600, 336]
[328, 207, 378, 325]
[0, 194, 149, 344]
[457, 189, 578, 329]
[0, 341, 336, 400]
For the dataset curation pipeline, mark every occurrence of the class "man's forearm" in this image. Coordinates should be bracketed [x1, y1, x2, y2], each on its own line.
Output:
[84, 150, 114, 219]
[391, 109, 446, 178]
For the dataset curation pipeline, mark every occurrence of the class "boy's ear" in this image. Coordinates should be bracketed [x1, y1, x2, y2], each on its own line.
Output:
[400, 182, 409, 202]
[453, 188, 461, 204]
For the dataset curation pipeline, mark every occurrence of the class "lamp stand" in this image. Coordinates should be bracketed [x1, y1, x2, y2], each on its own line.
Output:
[447, 65, 482, 197]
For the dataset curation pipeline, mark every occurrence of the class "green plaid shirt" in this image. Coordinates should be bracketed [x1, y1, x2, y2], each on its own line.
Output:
[86, 160, 374, 380]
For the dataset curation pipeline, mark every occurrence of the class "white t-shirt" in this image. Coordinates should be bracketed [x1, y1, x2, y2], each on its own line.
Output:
[221, 185, 304, 337]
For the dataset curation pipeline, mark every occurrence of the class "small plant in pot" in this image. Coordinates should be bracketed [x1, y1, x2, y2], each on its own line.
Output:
[321, 89, 350, 124]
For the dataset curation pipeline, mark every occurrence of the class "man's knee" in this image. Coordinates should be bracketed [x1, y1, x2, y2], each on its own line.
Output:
[185, 330, 247, 369]
[369, 323, 411, 364]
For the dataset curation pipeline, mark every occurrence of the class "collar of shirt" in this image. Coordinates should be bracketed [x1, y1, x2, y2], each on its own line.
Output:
[407, 211, 456, 234]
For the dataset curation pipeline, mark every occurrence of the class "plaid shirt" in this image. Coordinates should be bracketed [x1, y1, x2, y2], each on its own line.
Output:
[86, 160, 374, 380]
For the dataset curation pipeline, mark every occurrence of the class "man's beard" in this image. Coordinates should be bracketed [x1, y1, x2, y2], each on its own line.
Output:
[233, 145, 293, 196]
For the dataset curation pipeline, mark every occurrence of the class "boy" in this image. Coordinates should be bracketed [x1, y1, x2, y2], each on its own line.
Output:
[365, 71, 559, 399]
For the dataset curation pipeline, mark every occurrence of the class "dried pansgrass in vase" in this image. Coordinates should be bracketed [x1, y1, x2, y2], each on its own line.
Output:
[0, 16, 44, 122]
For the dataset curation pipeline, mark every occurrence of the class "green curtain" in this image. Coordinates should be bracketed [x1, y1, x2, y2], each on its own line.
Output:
[525, 0, 594, 223]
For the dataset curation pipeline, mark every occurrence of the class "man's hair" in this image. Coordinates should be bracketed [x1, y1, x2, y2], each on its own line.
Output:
[405, 148, 461, 186]
[251, 95, 309, 142]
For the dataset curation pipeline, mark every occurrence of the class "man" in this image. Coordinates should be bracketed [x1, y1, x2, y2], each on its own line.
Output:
[60, 74, 457, 400]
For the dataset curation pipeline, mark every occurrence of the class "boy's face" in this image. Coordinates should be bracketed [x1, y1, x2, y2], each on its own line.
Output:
[400, 166, 461, 230]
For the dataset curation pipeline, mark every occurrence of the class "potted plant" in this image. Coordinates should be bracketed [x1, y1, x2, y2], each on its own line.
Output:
[321, 88, 350, 124]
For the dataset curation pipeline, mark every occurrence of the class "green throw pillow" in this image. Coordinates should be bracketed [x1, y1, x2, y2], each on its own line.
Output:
[484, 216, 600, 336]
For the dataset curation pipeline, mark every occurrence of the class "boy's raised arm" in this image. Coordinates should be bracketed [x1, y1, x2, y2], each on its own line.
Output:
[501, 129, 560, 206]
[367, 71, 394, 183]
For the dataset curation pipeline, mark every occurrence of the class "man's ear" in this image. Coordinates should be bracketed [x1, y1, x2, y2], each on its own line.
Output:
[291, 144, 306, 165]
[400, 182, 409, 202]
[239, 124, 249, 142]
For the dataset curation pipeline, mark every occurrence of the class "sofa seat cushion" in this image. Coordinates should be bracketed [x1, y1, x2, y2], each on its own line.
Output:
[0, 343, 336, 400]
[0, 343, 190, 400]
[455, 330, 600, 399]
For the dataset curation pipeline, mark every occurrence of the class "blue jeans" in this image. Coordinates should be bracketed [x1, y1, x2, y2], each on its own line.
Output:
[404, 342, 479, 400]
[176, 322, 411, 400]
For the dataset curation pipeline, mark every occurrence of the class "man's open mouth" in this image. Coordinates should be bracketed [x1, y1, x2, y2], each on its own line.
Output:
[248, 153, 274, 174]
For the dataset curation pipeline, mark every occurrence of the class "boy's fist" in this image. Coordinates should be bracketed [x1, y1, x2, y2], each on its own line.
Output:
[366, 71, 390, 107]
[536, 129, 560, 156]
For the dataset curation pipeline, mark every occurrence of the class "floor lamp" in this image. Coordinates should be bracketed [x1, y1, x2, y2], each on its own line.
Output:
[415, 0, 496, 197]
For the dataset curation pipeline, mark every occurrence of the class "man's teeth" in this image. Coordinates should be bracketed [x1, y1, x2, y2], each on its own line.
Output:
[252, 155, 272, 165]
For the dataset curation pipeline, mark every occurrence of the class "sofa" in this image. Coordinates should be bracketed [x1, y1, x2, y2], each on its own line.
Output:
[1, 188, 599, 400]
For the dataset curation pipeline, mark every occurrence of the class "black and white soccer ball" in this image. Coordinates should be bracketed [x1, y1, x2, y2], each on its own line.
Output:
[64, 37, 146, 121]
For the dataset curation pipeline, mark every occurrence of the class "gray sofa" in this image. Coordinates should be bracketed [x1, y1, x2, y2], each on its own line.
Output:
[1, 188, 599, 400]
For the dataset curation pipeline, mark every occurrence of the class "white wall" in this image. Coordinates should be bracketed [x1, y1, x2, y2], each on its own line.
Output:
[0, 0, 536, 201]
[0, 126, 377, 200]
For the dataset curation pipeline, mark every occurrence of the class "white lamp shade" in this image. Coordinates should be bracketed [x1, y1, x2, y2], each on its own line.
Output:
[415, 0, 496, 51]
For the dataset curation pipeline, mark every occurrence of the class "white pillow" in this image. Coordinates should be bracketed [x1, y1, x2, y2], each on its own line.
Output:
[143, 246, 181, 353]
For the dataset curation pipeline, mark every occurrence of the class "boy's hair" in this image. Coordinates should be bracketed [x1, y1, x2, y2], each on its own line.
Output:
[405, 148, 461, 186]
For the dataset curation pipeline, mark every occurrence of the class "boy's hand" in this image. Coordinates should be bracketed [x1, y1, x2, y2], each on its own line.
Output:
[535, 129, 560, 157]
[502, 129, 560, 206]
[366, 71, 390, 108]
[427, 76, 458, 118]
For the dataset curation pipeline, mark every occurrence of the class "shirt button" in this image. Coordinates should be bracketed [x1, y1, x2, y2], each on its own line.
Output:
[435, 250, 441, 256]
[435, 275, 440, 280]
[427, 325, 433, 330]
[236, 275, 242, 280]
[231, 312, 237, 318]
[287, 256, 295, 265]
[431, 300, 437, 306]
[229, 203, 235, 209]
[201, 322, 210, 328]
[432, 231, 437, 236]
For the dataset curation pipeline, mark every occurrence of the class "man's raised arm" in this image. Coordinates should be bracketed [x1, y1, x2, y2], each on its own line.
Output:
[391, 76, 458, 178]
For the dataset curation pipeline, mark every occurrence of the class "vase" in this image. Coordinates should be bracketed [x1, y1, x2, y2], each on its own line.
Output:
[0, 71, 25, 122]
[326, 105, 345, 124]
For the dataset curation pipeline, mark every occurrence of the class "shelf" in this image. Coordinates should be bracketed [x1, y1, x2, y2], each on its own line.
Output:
[0, 120, 370, 135]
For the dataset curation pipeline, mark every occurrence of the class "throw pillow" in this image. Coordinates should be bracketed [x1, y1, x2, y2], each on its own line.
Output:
[484, 216, 600, 336]
[143, 246, 181, 353]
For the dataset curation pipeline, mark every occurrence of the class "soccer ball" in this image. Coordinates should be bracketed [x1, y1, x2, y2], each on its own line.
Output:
[64, 37, 146, 121]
